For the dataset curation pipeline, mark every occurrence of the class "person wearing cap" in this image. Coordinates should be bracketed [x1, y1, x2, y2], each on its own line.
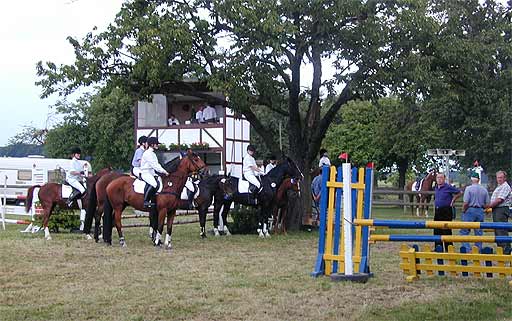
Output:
[318, 148, 331, 168]
[131, 136, 148, 179]
[487, 170, 512, 254]
[243, 145, 263, 195]
[140, 137, 169, 208]
[434, 173, 462, 251]
[66, 147, 87, 208]
[265, 154, 277, 174]
[459, 172, 490, 253]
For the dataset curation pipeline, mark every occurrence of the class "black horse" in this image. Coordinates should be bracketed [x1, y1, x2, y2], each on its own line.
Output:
[198, 157, 303, 237]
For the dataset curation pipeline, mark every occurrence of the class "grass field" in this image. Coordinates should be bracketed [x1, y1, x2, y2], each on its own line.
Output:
[1, 207, 512, 321]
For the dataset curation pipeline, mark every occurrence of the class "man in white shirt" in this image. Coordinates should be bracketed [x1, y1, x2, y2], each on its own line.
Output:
[140, 137, 170, 208]
[196, 106, 205, 123]
[168, 114, 180, 126]
[243, 145, 263, 194]
[203, 104, 217, 123]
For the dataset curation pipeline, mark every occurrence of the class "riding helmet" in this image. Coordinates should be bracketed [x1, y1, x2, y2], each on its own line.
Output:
[71, 147, 81, 155]
[138, 135, 148, 145]
[247, 145, 256, 152]
[147, 137, 159, 146]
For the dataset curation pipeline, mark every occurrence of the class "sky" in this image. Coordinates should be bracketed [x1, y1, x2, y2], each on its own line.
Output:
[0, 0, 123, 146]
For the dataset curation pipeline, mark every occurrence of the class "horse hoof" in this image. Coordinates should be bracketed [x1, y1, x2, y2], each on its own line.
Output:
[214, 229, 220, 237]
[200, 233, 207, 239]
[45, 236, 52, 241]
[264, 232, 271, 238]
[85, 234, 93, 240]
[224, 228, 231, 236]
[258, 232, 265, 238]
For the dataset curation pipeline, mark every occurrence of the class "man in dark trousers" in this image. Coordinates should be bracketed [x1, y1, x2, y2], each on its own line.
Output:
[434, 173, 462, 251]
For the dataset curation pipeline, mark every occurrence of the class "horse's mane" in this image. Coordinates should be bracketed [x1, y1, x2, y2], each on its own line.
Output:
[164, 156, 181, 173]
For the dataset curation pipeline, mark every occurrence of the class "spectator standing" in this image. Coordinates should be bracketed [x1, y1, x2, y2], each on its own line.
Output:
[487, 170, 512, 254]
[459, 172, 489, 252]
[203, 104, 217, 123]
[265, 155, 277, 174]
[318, 148, 331, 168]
[434, 173, 462, 251]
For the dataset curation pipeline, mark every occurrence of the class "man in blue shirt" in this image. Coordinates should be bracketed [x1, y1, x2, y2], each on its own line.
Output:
[311, 168, 323, 225]
[434, 173, 462, 251]
[459, 172, 490, 252]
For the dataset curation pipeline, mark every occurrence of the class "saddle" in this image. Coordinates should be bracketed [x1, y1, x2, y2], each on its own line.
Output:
[238, 176, 261, 194]
[413, 179, 424, 192]
[133, 176, 163, 194]
[180, 177, 200, 201]
[61, 184, 74, 199]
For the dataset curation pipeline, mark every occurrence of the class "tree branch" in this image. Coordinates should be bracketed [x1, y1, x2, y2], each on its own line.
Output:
[242, 107, 282, 157]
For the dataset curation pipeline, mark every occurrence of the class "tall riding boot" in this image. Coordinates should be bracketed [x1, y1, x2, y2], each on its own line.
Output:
[67, 190, 79, 207]
[144, 185, 155, 208]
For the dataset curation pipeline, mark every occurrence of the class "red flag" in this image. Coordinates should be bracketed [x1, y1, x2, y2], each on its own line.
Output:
[366, 162, 374, 169]
[338, 152, 349, 160]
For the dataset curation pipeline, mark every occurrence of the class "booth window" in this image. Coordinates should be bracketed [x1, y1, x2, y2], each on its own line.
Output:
[18, 170, 32, 181]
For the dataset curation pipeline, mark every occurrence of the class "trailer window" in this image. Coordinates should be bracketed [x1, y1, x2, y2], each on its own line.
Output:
[18, 170, 32, 181]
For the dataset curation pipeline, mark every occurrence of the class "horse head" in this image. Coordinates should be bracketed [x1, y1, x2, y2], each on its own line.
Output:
[176, 150, 206, 175]
[285, 157, 304, 181]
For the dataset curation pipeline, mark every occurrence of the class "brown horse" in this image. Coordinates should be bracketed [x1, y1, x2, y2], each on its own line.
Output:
[405, 169, 437, 217]
[103, 151, 205, 247]
[272, 177, 300, 234]
[83, 158, 181, 242]
[24, 167, 112, 240]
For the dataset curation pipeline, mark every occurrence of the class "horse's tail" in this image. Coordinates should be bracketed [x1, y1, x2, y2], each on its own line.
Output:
[102, 195, 113, 245]
[25, 185, 41, 213]
[83, 179, 98, 235]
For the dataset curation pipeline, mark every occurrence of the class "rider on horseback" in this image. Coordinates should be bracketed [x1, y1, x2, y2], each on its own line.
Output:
[140, 137, 169, 208]
[243, 145, 263, 197]
[131, 135, 148, 179]
[66, 147, 87, 208]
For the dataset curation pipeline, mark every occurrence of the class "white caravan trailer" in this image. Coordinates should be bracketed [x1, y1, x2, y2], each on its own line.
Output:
[0, 156, 92, 204]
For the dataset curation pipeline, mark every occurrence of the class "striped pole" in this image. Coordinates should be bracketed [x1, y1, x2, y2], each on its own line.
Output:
[355, 219, 512, 230]
[3, 219, 31, 225]
[371, 235, 512, 243]
[342, 163, 353, 276]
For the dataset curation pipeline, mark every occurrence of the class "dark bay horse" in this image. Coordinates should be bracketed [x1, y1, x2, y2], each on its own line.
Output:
[83, 158, 181, 242]
[405, 169, 436, 217]
[167, 174, 235, 238]
[272, 177, 300, 234]
[24, 167, 112, 240]
[102, 151, 205, 247]
[202, 157, 303, 238]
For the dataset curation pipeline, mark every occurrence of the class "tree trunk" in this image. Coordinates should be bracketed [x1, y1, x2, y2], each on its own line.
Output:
[285, 167, 312, 231]
[397, 158, 409, 190]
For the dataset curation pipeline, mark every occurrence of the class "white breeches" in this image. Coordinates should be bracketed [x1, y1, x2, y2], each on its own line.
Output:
[244, 173, 261, 189]
[141, 173, 158, 188]
[68, 179, 85, 194]
[132, 167, 142, 178]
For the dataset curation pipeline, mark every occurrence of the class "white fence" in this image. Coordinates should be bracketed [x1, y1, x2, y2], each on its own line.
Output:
[1, 174, 40, 232]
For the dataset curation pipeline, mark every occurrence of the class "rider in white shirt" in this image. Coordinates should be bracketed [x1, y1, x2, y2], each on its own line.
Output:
[66, 147, 86, 207]
[243, 145, 263, 194]
[140, 137, 169, 208]
[318, 148, 331, 168]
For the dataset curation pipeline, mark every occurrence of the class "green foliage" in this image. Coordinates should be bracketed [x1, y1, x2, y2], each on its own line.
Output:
[229, 206, 259, 234]
[33, 205, 79, 232]
[0, 144, 45, 157]
[168, 143, 189, 151]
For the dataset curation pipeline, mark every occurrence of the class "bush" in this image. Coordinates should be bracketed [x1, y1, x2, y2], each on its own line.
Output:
[33, 202, 80, 232]
[229, 206, 259, 234]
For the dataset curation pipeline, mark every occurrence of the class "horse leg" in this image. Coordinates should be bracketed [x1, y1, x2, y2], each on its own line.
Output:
[154, 207, 167, 246]
[113, 207, 126, 247]
[416, 195, 421, 217]
[149, 206, 158, 240]
[164, 208, 175, 250]
[93, 204, 102, 242]
[220, 201, 231, 236]
[281, 206, 288, 235]
[42, 202, 52, 240]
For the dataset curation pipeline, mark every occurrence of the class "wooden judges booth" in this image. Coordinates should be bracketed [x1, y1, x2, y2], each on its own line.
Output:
[135, 84, 250, 177]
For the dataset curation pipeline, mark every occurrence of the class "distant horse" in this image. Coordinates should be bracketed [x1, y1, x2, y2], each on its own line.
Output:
[102, 150, 205, 248]
[405, 169, 437, 217]
[83, 158, 181, 242]
[204, 157, 303, 238]
[24, 167, 112, 240]
[272, 177, 300, 234]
